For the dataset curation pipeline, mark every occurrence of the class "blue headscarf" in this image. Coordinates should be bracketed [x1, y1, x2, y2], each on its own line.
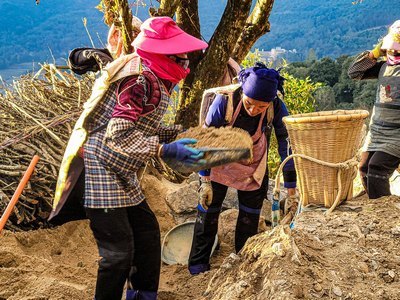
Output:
[238, 62, 285, 102]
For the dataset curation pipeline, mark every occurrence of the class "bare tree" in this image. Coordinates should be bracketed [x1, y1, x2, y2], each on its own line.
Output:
[150, 0, 275, 127]
[99, 0, 275, 127]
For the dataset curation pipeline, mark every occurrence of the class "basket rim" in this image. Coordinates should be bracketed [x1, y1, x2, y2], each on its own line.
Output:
[283, 109, 369, 124]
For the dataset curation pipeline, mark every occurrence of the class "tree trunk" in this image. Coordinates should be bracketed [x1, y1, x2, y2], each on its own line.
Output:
[232, 0, 274, 63]
[149, 0, 181, 18]
[97, 0, 134, 53]
[116, 0, 134, 54]
[147, 0, 275, 128]
[175, 0, 252, 128]
[176, 0, 203, 86]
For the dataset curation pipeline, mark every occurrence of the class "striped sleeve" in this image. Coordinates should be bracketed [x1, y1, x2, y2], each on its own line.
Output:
[348, 51, 381, 80]
[157, 124, 183, 143]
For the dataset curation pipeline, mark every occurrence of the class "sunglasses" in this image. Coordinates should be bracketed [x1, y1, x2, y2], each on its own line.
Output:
[169, 55, 190, 62]
[168, 55, 190, 68]
[387, 50, 400, 57]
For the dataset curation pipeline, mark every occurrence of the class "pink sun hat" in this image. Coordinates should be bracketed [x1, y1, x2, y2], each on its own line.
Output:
[132, 16, 208, 54]
[381, 20, 400, 51]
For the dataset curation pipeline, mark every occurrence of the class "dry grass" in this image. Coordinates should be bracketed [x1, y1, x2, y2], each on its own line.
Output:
[0, 64, 94, 230]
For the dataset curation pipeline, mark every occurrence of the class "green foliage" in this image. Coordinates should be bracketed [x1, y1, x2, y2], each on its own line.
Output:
[162, 90, 179, 126]
[3, 0, 400, 78]
[268, 72, 321, 178]
[284, 65, 309, 80]
[285, 54, 378, 112]
[241, 49, 267, 69]
[314, 86, 336, 110]
[259, 0, 400, 60]
[353, 80, 377, 110]
[281, 73, 321, 114]
[306, 49, 318, 63]
[309, 57, 340, 87]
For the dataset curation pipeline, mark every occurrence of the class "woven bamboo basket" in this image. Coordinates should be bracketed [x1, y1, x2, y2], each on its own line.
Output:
[283, 110, 369, 208]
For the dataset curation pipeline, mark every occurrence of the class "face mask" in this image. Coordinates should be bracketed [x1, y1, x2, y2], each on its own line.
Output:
[387, 53, 400, 65]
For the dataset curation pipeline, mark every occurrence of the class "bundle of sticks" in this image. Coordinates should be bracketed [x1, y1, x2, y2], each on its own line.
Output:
[0, 64, 94, 230]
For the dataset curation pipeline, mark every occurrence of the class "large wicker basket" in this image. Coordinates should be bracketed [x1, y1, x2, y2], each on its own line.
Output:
[283, 110, 369, 208]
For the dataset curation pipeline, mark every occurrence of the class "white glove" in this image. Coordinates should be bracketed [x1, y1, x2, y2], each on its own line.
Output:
[199, 177, 213, 210]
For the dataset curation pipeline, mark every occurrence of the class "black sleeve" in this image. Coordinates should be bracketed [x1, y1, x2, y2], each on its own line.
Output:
[68, 48, 113, 75]
[348, 51, 385, 80]
[361, 62, 385, 79]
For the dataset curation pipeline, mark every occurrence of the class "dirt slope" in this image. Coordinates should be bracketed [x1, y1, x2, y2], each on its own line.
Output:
[1, 175, 399, 300]
[205, 195, 400, 300]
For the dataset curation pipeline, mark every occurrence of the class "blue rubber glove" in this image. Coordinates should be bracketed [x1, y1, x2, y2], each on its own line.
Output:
[161, 138, 205, 164]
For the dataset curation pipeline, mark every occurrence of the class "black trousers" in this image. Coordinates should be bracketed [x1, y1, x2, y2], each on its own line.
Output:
[359, 151, 400, 199]
[189, 175, 268, 267]
[86, 201, 161, 300]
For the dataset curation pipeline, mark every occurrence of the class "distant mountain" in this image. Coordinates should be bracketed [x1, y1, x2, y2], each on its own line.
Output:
[0, 0, 399, 75]
[0, 0, 107, 71]
[259, 0, 400, 60]
[198, 0, 400, 60]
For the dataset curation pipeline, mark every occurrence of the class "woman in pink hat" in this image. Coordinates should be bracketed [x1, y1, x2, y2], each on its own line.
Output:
[348, 20, 400, 199]
[80, 17, 208, 300]
[50, 18, 147, 228]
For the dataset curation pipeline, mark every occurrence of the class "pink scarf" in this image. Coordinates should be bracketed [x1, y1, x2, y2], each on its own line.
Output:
[387, 54, 400, 66]
[136, 49, 190, 83]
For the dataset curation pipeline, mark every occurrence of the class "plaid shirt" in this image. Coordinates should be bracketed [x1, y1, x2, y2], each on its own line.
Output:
[83, 65, 176, 208]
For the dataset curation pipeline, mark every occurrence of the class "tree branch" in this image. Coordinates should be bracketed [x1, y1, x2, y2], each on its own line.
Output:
[176, 0, 203, 81]
[176, 0, 252, 127]
[149, 0, 181, 17]
[232, 0, 274, 63]
[116, 0, 134, 54]
[176, 0, 200, 39]
[97, 0, 133, 54]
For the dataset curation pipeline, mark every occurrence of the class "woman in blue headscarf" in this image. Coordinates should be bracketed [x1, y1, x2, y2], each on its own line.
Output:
[188, 62, 297, 275]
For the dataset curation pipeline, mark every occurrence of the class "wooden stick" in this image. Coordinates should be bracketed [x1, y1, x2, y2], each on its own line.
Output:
[0, 155, 40, 234]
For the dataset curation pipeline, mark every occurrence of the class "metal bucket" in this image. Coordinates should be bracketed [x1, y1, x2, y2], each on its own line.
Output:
[161, 221, 218, 265]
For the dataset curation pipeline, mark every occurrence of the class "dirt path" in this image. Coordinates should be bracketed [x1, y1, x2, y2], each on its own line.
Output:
[206, 195, 400, 300]
[1, 174, 399, 299]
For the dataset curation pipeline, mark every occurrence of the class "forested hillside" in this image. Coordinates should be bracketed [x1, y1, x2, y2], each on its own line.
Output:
[261, 0, 399, 59]
[0, 0, 108, 70]
[0, 0, 399, 72]
[284, 55, 378, 112]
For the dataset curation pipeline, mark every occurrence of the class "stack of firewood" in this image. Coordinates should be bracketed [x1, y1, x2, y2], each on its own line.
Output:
[0, 64, 94, 230]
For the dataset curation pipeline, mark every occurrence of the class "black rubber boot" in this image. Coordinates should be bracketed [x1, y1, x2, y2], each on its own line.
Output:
[235, 209, 260, 253]
[188, 209, 220, 273]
